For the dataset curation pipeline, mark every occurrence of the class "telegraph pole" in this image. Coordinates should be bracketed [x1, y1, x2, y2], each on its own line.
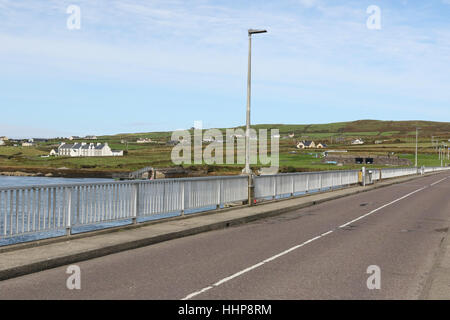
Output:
[415, 128, 419, 167]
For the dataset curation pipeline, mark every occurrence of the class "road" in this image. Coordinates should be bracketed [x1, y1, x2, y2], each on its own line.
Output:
[0, 173, 449, 299]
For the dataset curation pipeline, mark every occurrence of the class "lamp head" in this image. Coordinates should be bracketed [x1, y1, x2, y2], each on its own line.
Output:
[248, 29, 267, 35]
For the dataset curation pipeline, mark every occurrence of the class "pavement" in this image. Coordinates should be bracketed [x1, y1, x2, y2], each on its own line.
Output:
[0, 172, 449, 299]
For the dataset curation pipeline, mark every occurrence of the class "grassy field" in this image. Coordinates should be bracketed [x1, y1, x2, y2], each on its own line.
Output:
[1, 120, 449, 176]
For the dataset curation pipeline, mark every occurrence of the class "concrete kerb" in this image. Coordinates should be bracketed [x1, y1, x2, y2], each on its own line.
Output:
[0, 171, 446, 282]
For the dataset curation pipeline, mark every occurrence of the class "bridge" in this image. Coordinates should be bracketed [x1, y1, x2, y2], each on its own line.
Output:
[0, 166, 449, 299]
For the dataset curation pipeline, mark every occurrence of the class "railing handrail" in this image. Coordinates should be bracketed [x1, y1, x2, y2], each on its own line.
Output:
[0, 174, 248, 192]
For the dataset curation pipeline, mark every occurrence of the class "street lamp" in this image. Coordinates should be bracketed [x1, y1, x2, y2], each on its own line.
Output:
[243, 29, 267, 175]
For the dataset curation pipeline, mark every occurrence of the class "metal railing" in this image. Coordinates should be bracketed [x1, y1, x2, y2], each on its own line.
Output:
[0, 166, 449, 243]
[0, 176, 247, 239]
[378, 167, 419, 179]
[253, 170, 360, 199]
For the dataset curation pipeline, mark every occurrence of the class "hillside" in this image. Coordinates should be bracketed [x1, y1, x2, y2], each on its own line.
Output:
[1, 120, 449, 178]
[111, 120, 450, 141]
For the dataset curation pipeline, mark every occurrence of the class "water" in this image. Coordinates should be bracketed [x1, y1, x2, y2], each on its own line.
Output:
[0, 176, 112, 188]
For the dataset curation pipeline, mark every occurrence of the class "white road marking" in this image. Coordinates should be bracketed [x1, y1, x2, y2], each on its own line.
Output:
[430, 177, 448, 186]
[181, 176, 447, 300]
[338, 186, 426, 228]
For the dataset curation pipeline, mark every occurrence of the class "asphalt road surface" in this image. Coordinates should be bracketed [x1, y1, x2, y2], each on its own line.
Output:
[1, 173, 449, 299]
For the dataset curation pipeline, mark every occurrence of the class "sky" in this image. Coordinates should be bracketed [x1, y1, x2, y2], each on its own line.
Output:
[1, 0, 450, 138]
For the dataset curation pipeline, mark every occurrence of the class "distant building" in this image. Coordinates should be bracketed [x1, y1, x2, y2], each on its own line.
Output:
[375, 140, 383, 144]
[22, 142, 35, 147]
[288, 133, 295, 138]
[316, 143, 328, 149]
[0, 140, 5, 146]
[136, 138, 153, 144]
[68, 136, 81, 141]
[54, 142, 123, 157]
[0, 136, 8, 141]
[296, 141, 316, 149]
[351, 139, 364, 145]
[166, 140, 179, 146]
[85, 135, 98, 140]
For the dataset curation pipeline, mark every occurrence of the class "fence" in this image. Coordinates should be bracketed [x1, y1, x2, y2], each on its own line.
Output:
[0, 176, 247, 239]
[253, 170, 360, 199]
[0, 166, 449, 243]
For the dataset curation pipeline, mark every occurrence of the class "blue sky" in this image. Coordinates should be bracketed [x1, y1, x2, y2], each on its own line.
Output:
[1, 0, 450, 138]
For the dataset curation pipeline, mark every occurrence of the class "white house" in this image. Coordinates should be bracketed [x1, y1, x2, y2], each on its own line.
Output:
[0, 136, 8, 141]
[54, 142, 123, 157]
[136, 138, 153, 144]
[0, 140, 5, 146]
[316, 143, 328, 149]
[297, 141, 316, 149]
[22, 142, 35, 147]
[351, 139, 364, 145]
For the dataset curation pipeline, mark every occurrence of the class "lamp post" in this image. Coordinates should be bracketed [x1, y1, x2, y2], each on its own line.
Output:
[243, 28, 267, 175]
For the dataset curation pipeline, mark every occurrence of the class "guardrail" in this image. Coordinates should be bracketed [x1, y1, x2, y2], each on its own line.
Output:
[0, 166, 449, 243]
[0, 176, 247, 239]
[254, 170, 359, 199]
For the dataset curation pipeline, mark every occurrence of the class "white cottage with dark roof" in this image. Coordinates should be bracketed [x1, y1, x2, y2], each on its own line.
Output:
[54, 142, 123, 157]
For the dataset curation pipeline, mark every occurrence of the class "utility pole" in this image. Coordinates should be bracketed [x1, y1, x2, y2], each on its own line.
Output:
[415, 127, 419, 167]
[243, 28, 267, 175]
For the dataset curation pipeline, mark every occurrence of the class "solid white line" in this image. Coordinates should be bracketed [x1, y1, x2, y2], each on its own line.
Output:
[181, 178, 439, 300]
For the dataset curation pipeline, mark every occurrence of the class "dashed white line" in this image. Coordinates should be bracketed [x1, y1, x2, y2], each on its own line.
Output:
[338, 186, 426, 228]
[430, 177, 448, 186]
[182, 176, 447, 300]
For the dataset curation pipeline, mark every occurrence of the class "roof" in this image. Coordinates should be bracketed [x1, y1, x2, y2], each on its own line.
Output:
[300, 140, 314, 146]
[59, 144, 74, 149]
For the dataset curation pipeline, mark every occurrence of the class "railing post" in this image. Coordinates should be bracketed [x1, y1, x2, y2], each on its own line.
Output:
[132, 183, 139, 224]
[216, 179, 221, 209]
[291, 175, 294, 197]
[319, 173, 322, 191]
[273, 176, 276, 199]
[66, 188, 72, 236]
[362, 167, 366, 186]
[248, 175, 255, 206]
[306, 174, 309, 193]
[181, 182, 185, 215]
